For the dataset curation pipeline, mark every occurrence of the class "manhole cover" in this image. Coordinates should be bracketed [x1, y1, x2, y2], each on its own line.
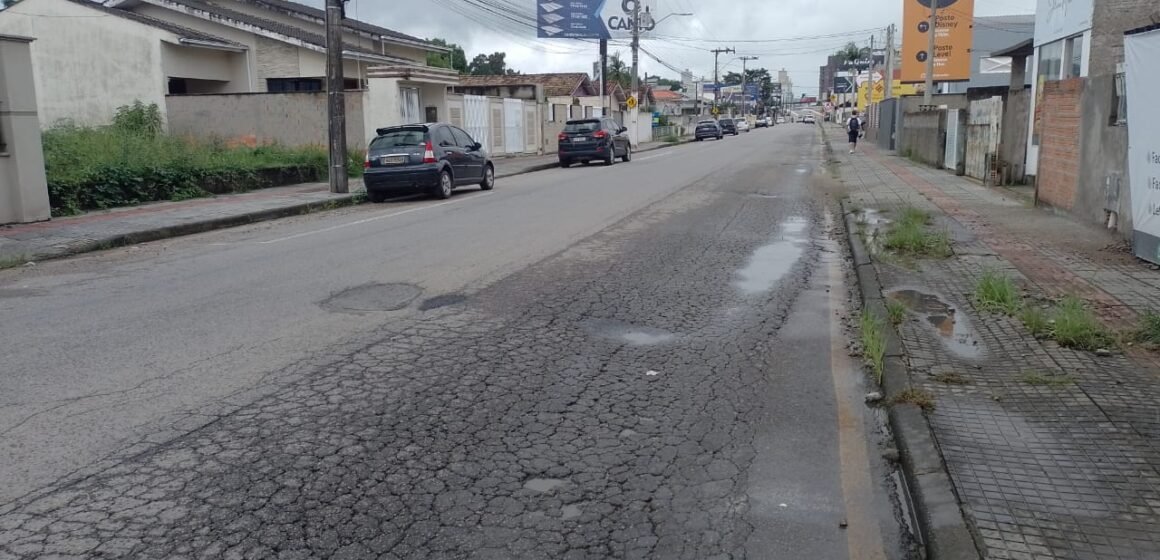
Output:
[320, 283, 422, 313]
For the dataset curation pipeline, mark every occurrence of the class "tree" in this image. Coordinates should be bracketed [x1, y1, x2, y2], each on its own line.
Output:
[426, 38, 467, 73]
[654, 77, 683, 92]
[607, 53, 630, 88]
[835, 41, 869, 65]
[467, 52, 514, 76]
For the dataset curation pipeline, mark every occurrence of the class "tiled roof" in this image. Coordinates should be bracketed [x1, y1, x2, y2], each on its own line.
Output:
[231, 0, 435, 48]
[154, 0, 414, 62]
[652, 89, 684, 102]
[64, 0, 242, 47]
[457, 73, 594, 97]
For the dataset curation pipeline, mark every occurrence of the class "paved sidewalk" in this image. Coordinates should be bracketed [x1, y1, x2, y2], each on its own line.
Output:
[835, 129, 1160, 560]
[0, 150, 573, 263]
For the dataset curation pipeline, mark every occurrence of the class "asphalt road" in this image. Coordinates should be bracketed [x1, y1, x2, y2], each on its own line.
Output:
[0, 125, 916, 559]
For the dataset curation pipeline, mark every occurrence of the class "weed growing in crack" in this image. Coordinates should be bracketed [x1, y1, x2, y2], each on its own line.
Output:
[975, 270, 1022, 315]
[931, 372, 970, 385]
[1134, 311, 1160, 346]
[860, 311, 887, 384]
[886, 299, 907, 326]
[890, 387, 936, 411]
[1020, 306, 1052, 337]
[1053, 296, 1116, 351]
[882, 206, 952, 258]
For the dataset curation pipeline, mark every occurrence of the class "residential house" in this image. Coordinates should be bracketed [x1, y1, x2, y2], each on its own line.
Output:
[1024, 0, 1159, 236]
[0, 0, 452, 129]
[652, 88, 685, 115]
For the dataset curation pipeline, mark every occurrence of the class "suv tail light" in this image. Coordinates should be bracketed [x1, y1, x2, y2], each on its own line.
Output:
[423, 140, 437, 164]
[558, 132, 567, 141]
[363, 151, 371, 169]
[593, 130, 607, 139]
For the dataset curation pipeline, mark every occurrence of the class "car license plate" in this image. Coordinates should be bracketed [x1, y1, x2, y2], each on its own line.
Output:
[382, 155, 406, 165]
[573, 136, 586, 142]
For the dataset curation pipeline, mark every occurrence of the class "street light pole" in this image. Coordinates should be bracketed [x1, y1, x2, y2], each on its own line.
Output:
[740, 55, 758, 117]
[325, 0, 348, 193]
[923, 0, 939, 105]
[711, 47, 734, 113]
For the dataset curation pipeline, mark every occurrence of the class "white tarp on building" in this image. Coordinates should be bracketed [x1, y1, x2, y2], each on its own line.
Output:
[1125, 27, 1160, 264]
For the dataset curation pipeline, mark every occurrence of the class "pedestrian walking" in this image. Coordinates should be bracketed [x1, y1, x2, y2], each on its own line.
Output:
[847, 111, 862, 154]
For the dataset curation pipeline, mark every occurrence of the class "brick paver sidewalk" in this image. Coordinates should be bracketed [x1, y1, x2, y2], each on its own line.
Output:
[0, 152, 566, 263]
[836, 130, 1160, 560]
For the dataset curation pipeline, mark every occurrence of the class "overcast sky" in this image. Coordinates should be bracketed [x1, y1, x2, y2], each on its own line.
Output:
[322, 0, 1037, 95]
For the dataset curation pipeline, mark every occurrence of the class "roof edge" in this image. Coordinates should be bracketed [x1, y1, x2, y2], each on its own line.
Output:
[1125, 23, 1160, 36]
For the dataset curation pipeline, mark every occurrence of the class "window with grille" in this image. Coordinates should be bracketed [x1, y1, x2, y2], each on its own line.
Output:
[1111, 64, 1126, 126]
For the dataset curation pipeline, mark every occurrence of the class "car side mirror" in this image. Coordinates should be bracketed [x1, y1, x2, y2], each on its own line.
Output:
[618, 127, 627, 134]
[470, 142, 482, 151]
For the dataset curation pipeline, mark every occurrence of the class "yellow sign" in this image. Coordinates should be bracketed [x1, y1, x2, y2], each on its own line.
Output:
[857, 80, 919, 111]
[711, 106, 720, 115]
[626, 95, 638, 110]
[901, 0, 974, 83]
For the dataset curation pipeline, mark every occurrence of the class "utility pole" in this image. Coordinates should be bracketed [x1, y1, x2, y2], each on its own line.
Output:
[740, 56, 758, 117]
[711, 47, 735, 113]
[923, 0, 938, 105]
[600, 39, 608, 117]
[884, 24, 896, 100]
[325, 0, 348, 193]
[629, 1, 641, 145]
[867, 35, 875, 112]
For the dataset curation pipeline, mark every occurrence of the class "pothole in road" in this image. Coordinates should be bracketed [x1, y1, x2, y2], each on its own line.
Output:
[734, 217, 809, 295]
[584, 319, 677, 346]
[887, 288, 983, 359]
[419, 293, 467, 311]
[320, 283, 422, 313]
[523, 478, 569, 493]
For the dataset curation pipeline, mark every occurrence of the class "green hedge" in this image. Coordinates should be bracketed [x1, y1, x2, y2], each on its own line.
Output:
[43, 103, 366, 216]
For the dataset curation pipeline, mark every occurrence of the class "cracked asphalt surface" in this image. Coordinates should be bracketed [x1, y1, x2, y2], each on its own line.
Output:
[0, 126, 915, 559]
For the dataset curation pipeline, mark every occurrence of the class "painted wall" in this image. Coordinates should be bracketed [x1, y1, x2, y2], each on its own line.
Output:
[0, 0, 168, 126]
[0, 36, 50, 224]
[166, 92, 365, 149]
[161, 42, 248, 92]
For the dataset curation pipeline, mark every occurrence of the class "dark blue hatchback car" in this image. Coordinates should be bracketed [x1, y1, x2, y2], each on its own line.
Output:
[363, 123, 495, 202]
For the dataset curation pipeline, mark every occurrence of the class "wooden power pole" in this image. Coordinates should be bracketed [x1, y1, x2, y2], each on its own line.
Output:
[325, 0, 348, 193]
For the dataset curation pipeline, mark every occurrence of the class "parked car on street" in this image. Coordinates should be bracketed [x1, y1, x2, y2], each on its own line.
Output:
[694, 119, 723, 141]
[363, 123, 494, 202]
[777, 117, 787, 124]
[802, 115, 816, 124]
[557, 118, 631, 167]
[735, 118, 750, 133]
[754, 117, 769, 128]
[718, 118, 739, 135]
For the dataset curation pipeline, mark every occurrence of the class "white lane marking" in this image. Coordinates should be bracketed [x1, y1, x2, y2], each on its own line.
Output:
[635, 151, 674, 162]
[258, 193, 492, 245]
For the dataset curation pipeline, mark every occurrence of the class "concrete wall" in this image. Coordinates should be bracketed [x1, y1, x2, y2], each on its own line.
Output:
[1036, 79, 1084, 210]
[1000, 89, 1031, 183]
[166, 91, 365, 149]
[0, 0, 169, 126]
[0, 36, 51, 224]
[898, 111, 945, 168]
[161, 42, 248, 92]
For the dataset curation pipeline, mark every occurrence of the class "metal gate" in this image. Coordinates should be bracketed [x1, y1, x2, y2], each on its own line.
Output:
[503, 99, 524, 154]
[966, 96, 1003, 181]
[944, 109, 963, 172]
[462, 95, 490, 155]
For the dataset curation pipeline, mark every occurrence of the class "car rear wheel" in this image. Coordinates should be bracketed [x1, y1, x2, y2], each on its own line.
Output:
[604, 148, 615, 166]
[433, 169, 453, 199]
[621, 144, 631, 162]
[559, 159, 571, 168]
[479, 164, 495, 190]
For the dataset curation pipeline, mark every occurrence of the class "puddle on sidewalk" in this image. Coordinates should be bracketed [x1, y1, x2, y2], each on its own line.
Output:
[856, 208, 891, 253]
[735, 217, 809, 294]
[887, 289, 983, 359]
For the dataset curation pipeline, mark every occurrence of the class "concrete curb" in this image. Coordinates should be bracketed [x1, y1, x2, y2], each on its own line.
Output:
[840, 200, 981, 560]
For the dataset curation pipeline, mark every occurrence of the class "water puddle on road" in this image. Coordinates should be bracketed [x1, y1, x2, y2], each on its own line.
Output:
[583, 319, 677, 346]
[735, 217, 809, 295]
[886, 289, 983, 359]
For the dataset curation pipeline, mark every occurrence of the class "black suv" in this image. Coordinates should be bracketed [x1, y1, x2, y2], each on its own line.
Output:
[717, 118, 739, 135]
[694, 120, 723, 141]
[363, 123, 494, 202]
[558, 118, 632, 167]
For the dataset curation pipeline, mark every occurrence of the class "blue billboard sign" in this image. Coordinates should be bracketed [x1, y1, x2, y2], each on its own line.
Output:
[537, 0, 657, 39]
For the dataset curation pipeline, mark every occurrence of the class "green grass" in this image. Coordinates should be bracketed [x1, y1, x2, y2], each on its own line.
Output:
[881, 206, 952, 258]
[1134, 311, 1160, 345]
[1021, 371, 1075, 387]
[890, 387, 936, 411]
[886, 299, 907, 326]
[1052, 296, 1116, 351]
[1020, 306, 1052, 337]
[975, 271, 1022, 315]
[860, 311, 887, 383]
[0, 255, 29, 270]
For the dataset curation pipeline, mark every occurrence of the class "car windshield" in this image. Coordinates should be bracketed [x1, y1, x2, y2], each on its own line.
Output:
[564, 121, 601, 133]
[719, 119, 733, 125]
[697, 121, 716, 126]
[370, 129, 427, 149]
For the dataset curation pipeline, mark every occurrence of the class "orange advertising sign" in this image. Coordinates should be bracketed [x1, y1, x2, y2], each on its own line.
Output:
[901, 0, 974, 83]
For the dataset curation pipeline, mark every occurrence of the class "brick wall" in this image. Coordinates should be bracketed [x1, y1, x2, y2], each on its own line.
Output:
[255, 36, 300, 91]
[1036, 79, 1083, 210]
